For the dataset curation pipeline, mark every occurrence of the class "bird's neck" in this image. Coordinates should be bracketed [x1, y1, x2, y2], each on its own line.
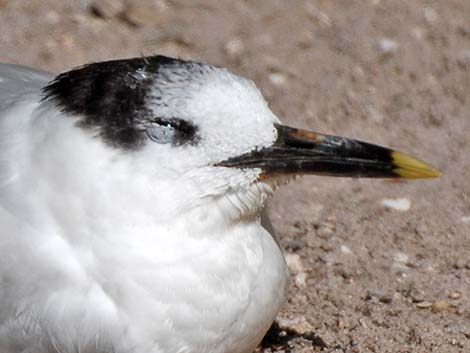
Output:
[9, 157, 273, 244]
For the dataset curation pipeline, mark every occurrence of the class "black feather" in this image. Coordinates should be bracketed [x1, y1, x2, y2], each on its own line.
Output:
[43, 55, 199, 150]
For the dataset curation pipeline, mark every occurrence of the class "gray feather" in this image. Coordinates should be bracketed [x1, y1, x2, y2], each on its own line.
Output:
[0, 64, 53, 109]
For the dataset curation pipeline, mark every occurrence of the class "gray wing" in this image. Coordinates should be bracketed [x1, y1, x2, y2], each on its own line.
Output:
[0, 63, 54, 109]
[261, 207, 283, 249]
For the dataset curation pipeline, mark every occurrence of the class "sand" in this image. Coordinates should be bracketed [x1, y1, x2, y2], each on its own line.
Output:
[1, 1, 469, 352]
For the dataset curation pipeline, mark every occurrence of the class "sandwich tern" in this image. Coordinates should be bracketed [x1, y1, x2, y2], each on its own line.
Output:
[0, 56, 440, 353]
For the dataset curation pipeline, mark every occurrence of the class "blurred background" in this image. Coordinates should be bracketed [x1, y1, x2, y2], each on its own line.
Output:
[1, 1, 469, 352]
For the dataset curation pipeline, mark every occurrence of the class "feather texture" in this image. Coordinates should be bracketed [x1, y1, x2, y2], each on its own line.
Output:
[0, 61, 288, 353]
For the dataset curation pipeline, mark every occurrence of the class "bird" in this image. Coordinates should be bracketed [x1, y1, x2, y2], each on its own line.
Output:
[0, 55, 440, 353]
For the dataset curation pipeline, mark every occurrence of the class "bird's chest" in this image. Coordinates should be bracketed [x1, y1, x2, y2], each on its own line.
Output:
[1, 200, 288, 353]
[98, 222, 289, 353]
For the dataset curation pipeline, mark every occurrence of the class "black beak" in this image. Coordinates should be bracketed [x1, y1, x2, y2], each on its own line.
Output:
[217, 124, 441, 179]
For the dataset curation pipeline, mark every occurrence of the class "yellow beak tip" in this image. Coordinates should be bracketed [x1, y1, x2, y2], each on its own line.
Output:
[391, 151, 442, 179]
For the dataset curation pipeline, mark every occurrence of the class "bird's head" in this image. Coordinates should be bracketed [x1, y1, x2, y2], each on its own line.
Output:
[41, 56, 440, 221]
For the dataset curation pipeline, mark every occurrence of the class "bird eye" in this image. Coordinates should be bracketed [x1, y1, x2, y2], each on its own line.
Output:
[146, 119, 176, 144]
[145, 117, 199, 146]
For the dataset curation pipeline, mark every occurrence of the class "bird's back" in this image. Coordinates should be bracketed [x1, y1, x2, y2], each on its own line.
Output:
[0, 63, 53, 111]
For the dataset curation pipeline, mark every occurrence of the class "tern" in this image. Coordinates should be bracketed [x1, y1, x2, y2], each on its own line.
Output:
[0, 56, 440, 353]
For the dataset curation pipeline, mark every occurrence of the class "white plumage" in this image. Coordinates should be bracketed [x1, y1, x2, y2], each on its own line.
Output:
[0, 58, 288, 353]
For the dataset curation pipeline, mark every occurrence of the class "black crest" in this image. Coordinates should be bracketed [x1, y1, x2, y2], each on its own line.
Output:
[42, 55, 199, 150]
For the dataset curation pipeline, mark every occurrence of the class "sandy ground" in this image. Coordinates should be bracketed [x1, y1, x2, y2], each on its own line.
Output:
[1, 0, 469, 352]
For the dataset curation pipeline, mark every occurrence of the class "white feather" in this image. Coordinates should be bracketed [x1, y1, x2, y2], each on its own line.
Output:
[0, 63, 289, 353]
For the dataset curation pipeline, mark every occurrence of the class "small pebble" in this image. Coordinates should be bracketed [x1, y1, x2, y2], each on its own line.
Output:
[431, 300, 449, 313]
[411, 27, 425, 40]
[224, 38, 245, 57]
[461, 216, 470, 224]
[295, 272, 308, 288]
[457, 50, 470, 69]
[90, 0, 125, 19]
[416, 301, 432, 309]
[466, 261, 470, 270]
[317, 219, 336, 239]
[340, 245, 352, 255]
[325, 290, 345, 308]
[285, 238, 307, 252]
[453, 258, 466, 269]
[379, 296, 393, 304]
[277, 316, 313, 335]
[449, 291, 461, 300]
[285, 253, 304, 274]
[378, 38, 399, 55]
[335, 264, 354, 280]
[296, 30, 315, 49]
[393, 252, 409, 264]
[414, 222, 429, 237]
[366, 290, 378, 301]
[122, 0, 167, 27]
[381, 198, 411, 211]
[286, 254, 308, 288]
[410, 289, 425, 303]
[268, 73, 287, 87]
